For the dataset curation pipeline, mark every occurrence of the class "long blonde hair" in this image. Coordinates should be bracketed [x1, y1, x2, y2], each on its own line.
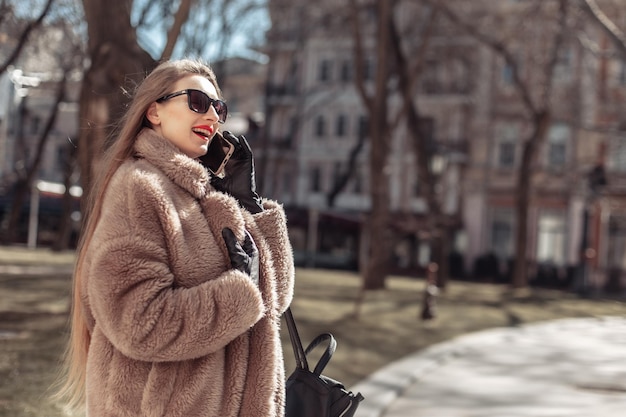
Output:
[54, 58, 221, 413]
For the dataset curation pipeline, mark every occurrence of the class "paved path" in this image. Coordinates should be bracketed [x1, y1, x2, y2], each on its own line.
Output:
[353, 316, 626, 417]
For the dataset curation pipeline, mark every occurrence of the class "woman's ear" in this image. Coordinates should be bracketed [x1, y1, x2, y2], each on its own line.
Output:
[145, 102, 161, 126]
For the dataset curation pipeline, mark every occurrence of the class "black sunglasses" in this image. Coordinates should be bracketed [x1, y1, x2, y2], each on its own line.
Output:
[156, 89, 228, 124]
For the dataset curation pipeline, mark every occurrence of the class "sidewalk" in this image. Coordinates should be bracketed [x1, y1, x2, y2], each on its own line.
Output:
[353, 316, 626, 417]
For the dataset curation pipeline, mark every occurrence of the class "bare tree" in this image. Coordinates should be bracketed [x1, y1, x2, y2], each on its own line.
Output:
[430, 0, 569, 288]
[0, 0, 56, 73]
[579, 0, 626, 57]
[386, 6, 460, 289]
[345, 0, 467, 292]
[347, 0, 395, 290]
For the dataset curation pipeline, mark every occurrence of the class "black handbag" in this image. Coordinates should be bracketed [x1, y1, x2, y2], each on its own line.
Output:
[284, 308, 364, 417]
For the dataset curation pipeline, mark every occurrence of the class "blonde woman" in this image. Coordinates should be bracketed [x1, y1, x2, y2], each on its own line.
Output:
[56, 59, 294, 417]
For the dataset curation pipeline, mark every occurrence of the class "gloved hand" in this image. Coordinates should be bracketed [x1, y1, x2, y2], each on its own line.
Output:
[222, 227, 259, 287]
[211, 131, 264, 214]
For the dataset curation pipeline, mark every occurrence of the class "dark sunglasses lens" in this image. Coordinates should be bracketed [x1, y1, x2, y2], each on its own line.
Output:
[187, 90, 227, 122]
[213, 101, 227, 122]
[188, 90, 210, 113]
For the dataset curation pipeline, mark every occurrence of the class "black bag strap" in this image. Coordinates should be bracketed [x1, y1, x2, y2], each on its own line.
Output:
[284, 308, 337, 375]
[284, 307, 309, 371]
[304, 332, 337, 376]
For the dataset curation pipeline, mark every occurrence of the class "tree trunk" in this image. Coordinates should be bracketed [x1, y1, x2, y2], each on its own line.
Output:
[512, 111, 551, 288]
[361, 0, 393, 290]
[78, 0, 155, 199]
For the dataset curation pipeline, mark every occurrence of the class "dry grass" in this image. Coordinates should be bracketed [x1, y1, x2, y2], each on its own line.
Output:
[285, 269, 626, 388]
[1, 247, 626, 416]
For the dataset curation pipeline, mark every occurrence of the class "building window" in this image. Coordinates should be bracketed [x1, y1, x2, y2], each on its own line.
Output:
[498, 142, 515, 167]
[422, 60, 440, 94]
[363, 58, 374, 81]
[412, 169, 420, 197]
[282, 171, 292, 199]
[358, 115, 369, 138]
[554, 47, 573, 82]
[340, 61, 352, 82]
[319, 59, 332, 82]
[502, 62, 515, 85]
[608, 215, 626, 269]
[336, 114, 347, 137]
[547, 123, 569, 169]
[490, 209, 514, 260]
[315, 115, 326, 137]
[620, 59, 626, 86]
[449, 57, 470, 93]
[609, 132, 626, 172]
[536, 211, 566, 266]
[310, 166, 322, 192]
[496, 124, 518, 168]
[332, 161, 342, 188]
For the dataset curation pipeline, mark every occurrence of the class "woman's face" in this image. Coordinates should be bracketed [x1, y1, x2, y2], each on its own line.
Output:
[147, 74, 221, 159]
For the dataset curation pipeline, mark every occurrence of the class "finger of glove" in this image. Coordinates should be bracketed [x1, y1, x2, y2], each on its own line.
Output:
[223, 131, 251, 161]
[243, 231, 260, 287]
[238, 134, 253, 157]
[223, 131, 248, 161]
[211, 175, 226, 190]
[242, 230, 258, 258]
[222, 228, 248, 272]
[222, 131, 241, 147]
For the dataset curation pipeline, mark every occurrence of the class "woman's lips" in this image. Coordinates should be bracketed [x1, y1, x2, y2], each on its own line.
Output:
[192, 125, 214, 141]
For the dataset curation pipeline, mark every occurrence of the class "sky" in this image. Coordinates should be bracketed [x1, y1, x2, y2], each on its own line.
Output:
[11, 0, 271, 63]
[132, 0, 271, 63]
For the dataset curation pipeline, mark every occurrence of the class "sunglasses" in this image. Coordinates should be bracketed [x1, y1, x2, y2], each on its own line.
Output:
[156, 89, 228, 124]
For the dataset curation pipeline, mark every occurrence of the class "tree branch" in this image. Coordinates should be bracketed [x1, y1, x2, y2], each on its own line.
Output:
[0, 0, 56, 74]
[579, 0, 626, 58]
[349, 0, 374, 114]
[426, 0, 538, 115]
[160, 0, 193, 61]
[540, 0, 569, 106]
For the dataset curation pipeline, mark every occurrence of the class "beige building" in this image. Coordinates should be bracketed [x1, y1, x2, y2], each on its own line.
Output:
[261, 0, 626, 290]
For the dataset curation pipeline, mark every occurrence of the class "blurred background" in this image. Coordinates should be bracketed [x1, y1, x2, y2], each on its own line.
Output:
[1, 0, 626, 295]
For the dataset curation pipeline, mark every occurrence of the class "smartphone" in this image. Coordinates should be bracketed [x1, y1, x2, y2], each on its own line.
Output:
[200, 132, 235, 178]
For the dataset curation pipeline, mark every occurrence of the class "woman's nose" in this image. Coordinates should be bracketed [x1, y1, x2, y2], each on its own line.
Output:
[204, 104, 220, 123]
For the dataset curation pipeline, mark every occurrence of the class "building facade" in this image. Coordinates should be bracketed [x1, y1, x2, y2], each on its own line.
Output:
[0, 21, 82, 245]
[261, 0, 626, 290]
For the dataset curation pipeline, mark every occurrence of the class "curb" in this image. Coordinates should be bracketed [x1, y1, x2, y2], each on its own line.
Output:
[351, 334, 466, 417]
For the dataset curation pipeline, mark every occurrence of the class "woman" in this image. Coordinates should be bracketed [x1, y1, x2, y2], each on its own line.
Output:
[56, 59, 294, 417]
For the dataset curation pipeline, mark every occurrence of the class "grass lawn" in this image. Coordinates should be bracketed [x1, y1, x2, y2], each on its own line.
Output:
[1, 246, 626, 416]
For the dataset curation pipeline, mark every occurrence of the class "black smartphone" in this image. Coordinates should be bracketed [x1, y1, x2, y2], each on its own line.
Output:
[200, 131, 235, 178]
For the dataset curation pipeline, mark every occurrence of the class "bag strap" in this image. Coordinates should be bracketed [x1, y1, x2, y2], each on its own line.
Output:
[304, 332, 337, 376]
[284, 307, 309, 371]
[284, 308, 337, 376]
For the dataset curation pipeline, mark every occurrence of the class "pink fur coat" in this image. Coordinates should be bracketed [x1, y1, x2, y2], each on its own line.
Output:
[81, 129, 294, 416]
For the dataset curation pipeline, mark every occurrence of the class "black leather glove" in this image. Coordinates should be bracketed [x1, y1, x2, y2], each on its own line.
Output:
[211, 131, 264, 214]
[222, 227, 259, 287]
